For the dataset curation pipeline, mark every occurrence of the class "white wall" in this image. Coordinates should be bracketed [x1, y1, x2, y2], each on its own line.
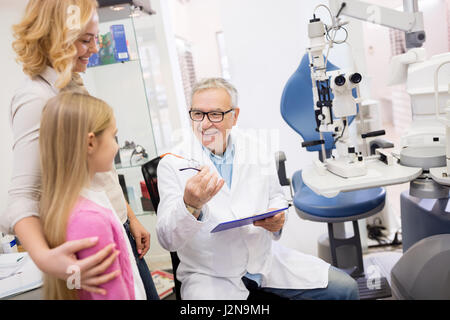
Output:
[184, 0, 224, 79]
[149, 0, 191, 135]
[0, 0, 28, 223]
[169, 0, 224, 79]
[421, 0, 449, 56]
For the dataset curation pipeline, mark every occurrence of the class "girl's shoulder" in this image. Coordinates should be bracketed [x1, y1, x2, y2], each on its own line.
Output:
[65, 196, 124, 247]
[66, 196, 118, 241]
[68, 196, 114, 224]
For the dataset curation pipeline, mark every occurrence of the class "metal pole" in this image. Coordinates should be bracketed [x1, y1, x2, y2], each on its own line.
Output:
[356, 86, 369, 157]
[403, 0, 419, 13]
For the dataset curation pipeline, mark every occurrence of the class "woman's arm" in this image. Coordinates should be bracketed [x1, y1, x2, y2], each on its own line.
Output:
[127, 202, 150, 259]
[1, 92, 45, 235]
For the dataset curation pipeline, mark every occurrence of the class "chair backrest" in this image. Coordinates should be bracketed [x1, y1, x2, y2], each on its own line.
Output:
[280, 53, 357, 154]
[275, 151, 290, 186]
[141, 156, 163, 212]
[141, 156, 182, 300]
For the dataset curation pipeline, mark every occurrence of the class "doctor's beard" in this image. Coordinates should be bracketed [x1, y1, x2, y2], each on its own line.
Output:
[195, 127, 228, 155]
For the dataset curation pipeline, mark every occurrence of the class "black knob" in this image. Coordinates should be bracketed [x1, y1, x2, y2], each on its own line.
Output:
[302, 140, 325, 148]
[334, 75, 346, 86]
[350, 73, 362, 84]
[362, 130, 385, 139]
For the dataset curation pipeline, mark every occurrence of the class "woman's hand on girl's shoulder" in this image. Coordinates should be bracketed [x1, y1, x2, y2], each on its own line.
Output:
[42, 237, 120, 296]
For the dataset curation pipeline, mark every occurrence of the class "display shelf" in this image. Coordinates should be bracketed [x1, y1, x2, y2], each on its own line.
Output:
[87, 59, 140, 69]
[115, 160, 150, 170]
[135, 210, 156, 217]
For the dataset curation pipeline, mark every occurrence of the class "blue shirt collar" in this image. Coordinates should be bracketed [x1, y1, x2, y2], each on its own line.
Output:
[202, 137, 235, 165]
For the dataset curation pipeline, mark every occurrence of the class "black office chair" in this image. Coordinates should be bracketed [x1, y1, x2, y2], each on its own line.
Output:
[141, 156, 285, 300]
[141, 156, 182, 300]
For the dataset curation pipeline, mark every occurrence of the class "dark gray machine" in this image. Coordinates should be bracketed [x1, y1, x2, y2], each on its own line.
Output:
[391, 234, 450, 300]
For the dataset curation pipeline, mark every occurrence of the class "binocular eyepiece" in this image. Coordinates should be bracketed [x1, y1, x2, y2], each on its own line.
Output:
[334, 73, 362, 86]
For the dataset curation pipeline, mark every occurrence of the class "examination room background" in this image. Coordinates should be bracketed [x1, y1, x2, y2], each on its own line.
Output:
[0, 0, 449, 264]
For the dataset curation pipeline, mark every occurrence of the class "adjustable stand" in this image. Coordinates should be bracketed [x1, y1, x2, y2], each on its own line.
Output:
[328, 221, 392, 300]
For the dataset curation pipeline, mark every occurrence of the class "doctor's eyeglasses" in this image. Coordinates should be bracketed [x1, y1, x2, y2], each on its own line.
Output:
[189, 109, 234, 123]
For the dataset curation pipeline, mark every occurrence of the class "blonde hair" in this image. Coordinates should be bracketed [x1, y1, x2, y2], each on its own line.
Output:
[39, 92, 114, 300]
[12, 0, 98, 89]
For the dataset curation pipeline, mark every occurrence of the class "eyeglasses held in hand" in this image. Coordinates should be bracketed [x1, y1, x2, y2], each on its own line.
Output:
[159, 153, 202, 172]
[189, 109, 234, 123]
[179, 167, 201, 172]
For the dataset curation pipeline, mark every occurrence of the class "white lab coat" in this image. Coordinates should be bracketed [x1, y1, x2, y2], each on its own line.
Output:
[156, 129, 330, 299]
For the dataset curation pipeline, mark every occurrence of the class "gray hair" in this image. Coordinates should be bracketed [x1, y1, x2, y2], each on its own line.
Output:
[190, 78, 238, 108]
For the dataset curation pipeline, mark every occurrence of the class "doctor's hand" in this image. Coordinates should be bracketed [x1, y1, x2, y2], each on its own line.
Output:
[253, 209, 286, 233]
[183, 166, 225, 212]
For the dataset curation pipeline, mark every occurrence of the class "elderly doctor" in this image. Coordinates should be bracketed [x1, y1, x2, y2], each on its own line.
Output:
[156, 78, 359, 300]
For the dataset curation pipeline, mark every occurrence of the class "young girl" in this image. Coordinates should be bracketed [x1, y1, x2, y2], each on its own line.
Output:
[39, 92, 146, 300]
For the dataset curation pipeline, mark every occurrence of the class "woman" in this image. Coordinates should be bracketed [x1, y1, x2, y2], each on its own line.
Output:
[2, 0, 158, 299]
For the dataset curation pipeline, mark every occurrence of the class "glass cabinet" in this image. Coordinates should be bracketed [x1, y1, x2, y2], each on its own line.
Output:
[82, 4, 173, 217]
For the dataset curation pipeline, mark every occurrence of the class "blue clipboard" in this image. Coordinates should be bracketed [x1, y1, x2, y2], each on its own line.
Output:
[210, 207, 289, 233]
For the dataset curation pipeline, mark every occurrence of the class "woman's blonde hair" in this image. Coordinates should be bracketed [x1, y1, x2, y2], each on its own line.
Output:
[12, 0, 98, 88]
[39, 92, 114, 300]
